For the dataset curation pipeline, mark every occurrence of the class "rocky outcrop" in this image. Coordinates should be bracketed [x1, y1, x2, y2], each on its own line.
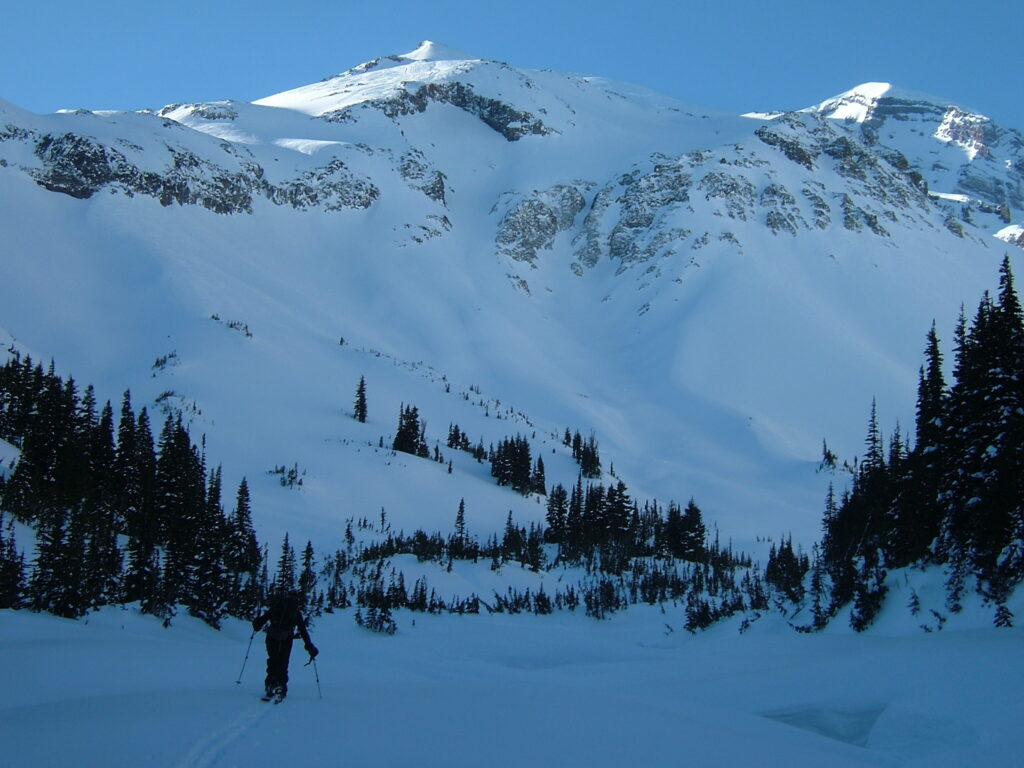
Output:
[571, 161, 693, 269]
[399, 149, 447, 204]
[761, 183, 806, 235]
[266, 158, 378, 211]
[802, 184, 832, 230]
[755, 123, 818, 170]
[158, 102, 239, 121]
[22, 131, 378, 214]
[697, 171, 756, 220]
[32, 133, 257, 213]
[322, 81, 554, 141]
[496, 184, 589, 264]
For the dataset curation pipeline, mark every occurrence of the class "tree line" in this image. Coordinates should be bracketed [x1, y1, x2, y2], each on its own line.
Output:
[815, 256, 1024, 629]
[0, 355, 262, 625]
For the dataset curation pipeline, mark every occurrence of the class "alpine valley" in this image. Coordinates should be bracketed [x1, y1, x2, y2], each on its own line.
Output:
[1, 42, 1023, 768]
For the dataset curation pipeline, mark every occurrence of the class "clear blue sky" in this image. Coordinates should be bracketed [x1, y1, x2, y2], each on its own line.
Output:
[2, 0, 1021, 129]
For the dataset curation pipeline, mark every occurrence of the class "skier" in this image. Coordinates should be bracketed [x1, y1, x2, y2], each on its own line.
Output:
[252, 590, 318, 702]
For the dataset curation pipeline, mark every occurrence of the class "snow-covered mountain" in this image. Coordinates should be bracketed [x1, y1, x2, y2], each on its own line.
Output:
[2, 40, 1021, 553]
[5, 40, 1024, 768]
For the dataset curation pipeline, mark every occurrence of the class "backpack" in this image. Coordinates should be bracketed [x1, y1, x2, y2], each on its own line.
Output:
[266, 594, 300, 639]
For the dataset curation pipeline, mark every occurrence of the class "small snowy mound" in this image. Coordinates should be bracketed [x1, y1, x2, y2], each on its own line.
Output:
[400, 40, 478, 63]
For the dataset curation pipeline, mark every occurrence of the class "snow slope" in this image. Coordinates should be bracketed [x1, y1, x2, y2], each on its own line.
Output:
[2, 44, 1019, 556]
[0, 40, 1021, 551]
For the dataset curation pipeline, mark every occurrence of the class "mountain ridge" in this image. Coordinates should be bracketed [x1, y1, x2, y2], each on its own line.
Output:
[0, 42, 1021, 553]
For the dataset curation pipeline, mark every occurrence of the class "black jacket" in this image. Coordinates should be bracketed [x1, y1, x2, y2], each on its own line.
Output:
[253, 595, 318, 657]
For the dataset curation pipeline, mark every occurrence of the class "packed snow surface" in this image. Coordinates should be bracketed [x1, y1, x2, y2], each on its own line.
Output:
[3, 602, 1022, 768]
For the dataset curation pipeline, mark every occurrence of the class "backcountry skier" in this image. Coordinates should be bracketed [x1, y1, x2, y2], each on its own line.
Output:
[252, 590, 318, 701]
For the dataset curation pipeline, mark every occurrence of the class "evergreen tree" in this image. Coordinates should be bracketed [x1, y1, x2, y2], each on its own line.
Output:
[353, 376, 368, 423]
[490, 435, 533, 494]
[809, 545, 828, 630]
[153, 414, 206, 606]
[764, 535, 807, 603]
[273, 533, 297, 595]
[545, 484, 569, 545]
[579, 432, 602, 479]
[225, 478, 262, 617]
[450, 499, 468, 559]
[0, 512, 26, 608]
[393, 404, 428, 457]
[188, 465, 228, 627]
[890, 323, 948, 566]
[531, 455, 546, 496]
[664, 499, 707, 561]
[123, 409, 160, 612]
[82, 400, 121, 608]
[298, 540, 317, 616]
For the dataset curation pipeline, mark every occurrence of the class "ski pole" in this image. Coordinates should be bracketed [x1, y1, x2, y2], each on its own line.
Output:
[306, 655, 322, 699]
[236, 628, 256, 685]
[238, 589, 266, 685]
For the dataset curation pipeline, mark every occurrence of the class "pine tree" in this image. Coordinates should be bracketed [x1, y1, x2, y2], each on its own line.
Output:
[450, 499, 468, 559]
[273, 533, 297, 595]
[891, 323, 948, 566]
[393, 404, 427, 456]
[545, 484, 568, 545]
[298, 540, 317, 617]
[353, 376, 368, 423]
[225, 477, 262, 617]
[123, 410, 160, 611]
[82, 399, 121, 608]
[153, 415, 206, 606]
[531, 455, 546, 496]
[579, 433, 602, 478]
[188, 465, 229, 627]
[809, 545, 828, 630]
[679, 499, 707, 561]
[985, 256, 1024, 598]
[0, 512, 26, 609]
[994, 604, 1014, 628]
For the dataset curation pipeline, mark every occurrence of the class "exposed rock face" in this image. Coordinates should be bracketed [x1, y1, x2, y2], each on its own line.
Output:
[755, 124, 818, 170]
[3, 63, 1022, 264]
[266, 158, 378, 211]
[32, 133, 258, 213]
[609, 163, 692, 263]
[571, 161, 694, 269]
[496, 184, 589, 264]
[809, 85, 1024, 212]
[398, 149, 447, 204]
[14, 129, 379, 214]
[935, 107, 996, 160]
[761, 183, 805, 235]
[326, 81, 554, 142]
[497, 109, 970, 279]
[158, 102, 239, 121]
[802, 184, 832, 230]
[698, 171, 756, 220]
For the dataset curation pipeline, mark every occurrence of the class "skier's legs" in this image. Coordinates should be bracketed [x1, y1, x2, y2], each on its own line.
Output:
[264, 634, 294, 694]
[278, 636, 294, 693]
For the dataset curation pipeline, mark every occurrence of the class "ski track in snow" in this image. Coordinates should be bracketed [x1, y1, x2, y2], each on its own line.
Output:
[173, 703, 271, 768]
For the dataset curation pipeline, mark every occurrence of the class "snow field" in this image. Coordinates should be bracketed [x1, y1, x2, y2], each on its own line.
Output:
[3, 602, 1022, 768]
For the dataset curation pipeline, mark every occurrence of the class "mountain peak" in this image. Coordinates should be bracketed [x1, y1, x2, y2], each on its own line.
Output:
[809, 82, 984, 123]
[400, 40, 478, 63]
